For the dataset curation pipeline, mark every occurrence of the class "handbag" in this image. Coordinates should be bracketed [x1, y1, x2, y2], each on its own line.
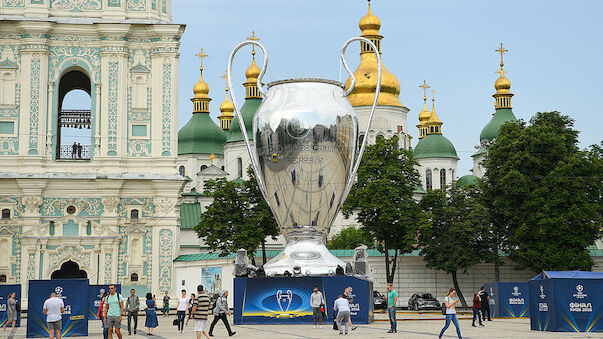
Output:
[332, 311, 338, 330]
[320, 304, 326, 317]
[173, 318, 178, 326]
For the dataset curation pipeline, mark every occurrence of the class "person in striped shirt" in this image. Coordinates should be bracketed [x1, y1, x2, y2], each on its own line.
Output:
[190, 285, 211, 339]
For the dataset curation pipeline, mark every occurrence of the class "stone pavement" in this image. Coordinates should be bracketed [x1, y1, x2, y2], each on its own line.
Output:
[2, 313, 601, 338]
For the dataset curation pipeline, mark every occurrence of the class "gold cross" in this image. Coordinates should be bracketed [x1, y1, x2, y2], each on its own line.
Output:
[220, 71, 228, 91]
[419, 80, 430, 101]
[195, 48, 208, 68]
[495, 68, 507, 78]
[495, 42, 508, 68]
[431, 90, 435, 109]
[246, 31, 260, 57]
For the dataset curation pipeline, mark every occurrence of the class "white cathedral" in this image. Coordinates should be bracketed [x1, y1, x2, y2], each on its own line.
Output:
[0, 0, 561, 305]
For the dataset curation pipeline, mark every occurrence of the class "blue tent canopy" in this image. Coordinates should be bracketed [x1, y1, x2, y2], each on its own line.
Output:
[531, 271, 603, 280]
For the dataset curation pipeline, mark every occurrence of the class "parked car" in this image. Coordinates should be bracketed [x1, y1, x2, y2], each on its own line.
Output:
[408, 293, 440, 311]
[373, 290, 387, 309]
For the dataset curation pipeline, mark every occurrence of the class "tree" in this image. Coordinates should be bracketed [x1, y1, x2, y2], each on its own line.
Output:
[327, 226, 375, 250]
[418, 184, 491, 309]
[342, 136, 426, 284]
[243, 166, 279, 264]
[482, 112, 602, 273]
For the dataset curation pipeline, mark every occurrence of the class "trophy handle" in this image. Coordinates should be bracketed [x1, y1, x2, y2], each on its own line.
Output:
[339, 36, 381, 200]
[226, 40, 269, 199]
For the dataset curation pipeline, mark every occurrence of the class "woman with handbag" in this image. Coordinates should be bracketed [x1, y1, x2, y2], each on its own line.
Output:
[439, 288, 463, 339]
[144, 293, 158, 335]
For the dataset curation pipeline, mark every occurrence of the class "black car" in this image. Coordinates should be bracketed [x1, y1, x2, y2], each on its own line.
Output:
[373, 290, 387, 310]
[408, 293, 440, 311]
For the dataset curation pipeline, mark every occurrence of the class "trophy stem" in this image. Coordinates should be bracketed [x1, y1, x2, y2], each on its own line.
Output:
[263, 237, 344, 276]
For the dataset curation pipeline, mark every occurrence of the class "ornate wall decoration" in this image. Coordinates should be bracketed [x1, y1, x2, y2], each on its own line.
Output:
[108, 0, 120, 6]
[48, 246, 91, 270]
[23, 196, 42, 214]
[26, 253, 35, 282]
[117, 198, 155, 217]
[48, 46, 100, 83]
[104, 253, 112, 284]
[161, 61, 171, 156]
[30, 0, 44, 4]
[127, 139, 151, 157]
[127, 0, 144, 11]
[51, 0, 102, 11]
[143, 231, 152, 288]
[11, 230, 21, 283]
[161, 0, 166, 12]
[154, 197, 175, 215]
[117, 236, 127, 281]
[0, 137, 17, 155]
[128, 110, 150, 121]
[101, 197, 119, 214]
[107, 60, 119, 155]
[28, 56, 40, 154]
[158, 229, 172, 292]
[3, 0, 24, 7]
[40, 198, 104, 217]
[0, 108, 19, 117]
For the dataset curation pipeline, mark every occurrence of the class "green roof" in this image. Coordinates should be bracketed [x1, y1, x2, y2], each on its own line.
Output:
[413, 184, 427, 194]
[178, 112, 226, 155]
[457, 174, 479, 187]
[180, 203, 201, 229]
[226, 98, 261, 143]
[413, 134, 459, 160]
[472, 145, 488, 158]
[479, 108, 517, 142]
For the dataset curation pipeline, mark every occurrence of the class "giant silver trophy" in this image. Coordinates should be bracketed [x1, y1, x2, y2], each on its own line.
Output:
[227, 37, 381, 276]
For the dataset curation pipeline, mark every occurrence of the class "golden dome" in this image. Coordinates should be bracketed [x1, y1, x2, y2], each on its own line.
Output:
[418, 103, 431, 122]
[494, 74, 511, 91]
[345, 2, 405, 108]
[193, 68, 210, 99]
[245, 59, 261, 83]
[219, 95, 234, 116]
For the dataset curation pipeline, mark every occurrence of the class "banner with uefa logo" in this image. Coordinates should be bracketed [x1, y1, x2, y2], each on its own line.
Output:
[529, 271, 603, 332]
[26, 279, 89, 338]
[483, 282, 529, 318]
[0, 284, 21, 328]
[88, 285, 121, 320]
[234, 276, 373, 325]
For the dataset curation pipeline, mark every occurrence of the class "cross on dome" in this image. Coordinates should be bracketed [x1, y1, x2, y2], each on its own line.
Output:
[195, 48, 209, 69]
[495, 42, 508, 69]
[246, 31, 260, 58]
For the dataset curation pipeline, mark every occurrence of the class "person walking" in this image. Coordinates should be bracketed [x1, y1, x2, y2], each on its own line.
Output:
[104, 285, 124, 339]
[144, 293, 158, 335]
[3, 292, 17, 332]
[334, 294, 351, 335]
[208, 290, 235, 337]
[98, 292, 109, 339]
[438, 288, 462, 339]
[472, 292, 484, 327]
[479, 286, 491, 321]
[176, 289, 189, 333]
[162, 292, 170, 317]
[343, 287, 357, 331]
[190, 285, 210, 339]
[386, 283, 397, 333]
[310, 286, 325, 329]
[71, 142, 77, 159]
[125, 289, 140, 335]
[77, 143, 82, 159]
[186, 293, 196, 327]
[43, 292, 64, 339]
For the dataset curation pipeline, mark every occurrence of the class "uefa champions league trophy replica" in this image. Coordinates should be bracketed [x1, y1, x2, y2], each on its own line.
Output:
[227, 37, 381, 276]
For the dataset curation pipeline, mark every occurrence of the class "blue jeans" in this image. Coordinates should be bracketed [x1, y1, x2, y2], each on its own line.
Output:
[101, 318, 109, 339]
[387, 307, 397, 331]
[177, 311, 186, 331]
[472, 309, 482, 326]
[439, 314, 462, 339]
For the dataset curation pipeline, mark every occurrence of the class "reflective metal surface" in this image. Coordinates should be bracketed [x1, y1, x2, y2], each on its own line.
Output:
[227, 37, 381, 275]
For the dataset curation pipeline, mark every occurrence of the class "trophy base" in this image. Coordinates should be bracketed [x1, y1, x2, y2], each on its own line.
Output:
[263, 240, 345, 276]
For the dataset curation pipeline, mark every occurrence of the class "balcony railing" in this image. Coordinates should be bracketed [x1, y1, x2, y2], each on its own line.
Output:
[58, 144, 91, 160]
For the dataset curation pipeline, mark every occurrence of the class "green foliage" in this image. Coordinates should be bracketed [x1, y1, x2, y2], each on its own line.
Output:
[482, 111, 602, 273]
[327, 227, 375, 250]
[194, 168, 279, 265]
[418, 184, 491, 308]
[342, 136, 426, 283]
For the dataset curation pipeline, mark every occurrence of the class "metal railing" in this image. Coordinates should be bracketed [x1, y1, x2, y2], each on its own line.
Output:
[58, 144, 91, 160]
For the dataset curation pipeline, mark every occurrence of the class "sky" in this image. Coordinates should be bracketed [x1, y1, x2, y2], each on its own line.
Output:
[70, 0, 603, 174]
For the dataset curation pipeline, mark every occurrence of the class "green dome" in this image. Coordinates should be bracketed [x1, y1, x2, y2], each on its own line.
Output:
[178, 113, 226, 155]
[479, 108, 516, 142]
[413, 134, 459, 160]
[227, 98, 262, 143]
[457, 174, 479, 187]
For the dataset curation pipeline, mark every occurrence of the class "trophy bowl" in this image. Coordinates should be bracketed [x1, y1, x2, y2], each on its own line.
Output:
[227, 38, 381, 276]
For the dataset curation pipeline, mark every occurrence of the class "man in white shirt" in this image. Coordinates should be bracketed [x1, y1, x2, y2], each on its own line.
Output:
[333, 295, 351, 335]
[310, 286, 325, 328]
[43, 292, 65, 339]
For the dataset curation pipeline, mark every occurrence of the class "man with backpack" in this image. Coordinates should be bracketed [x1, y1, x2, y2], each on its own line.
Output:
[104, 285, 124, 339]
[190, 285, 210, 339]
[479, 286, 491, 322]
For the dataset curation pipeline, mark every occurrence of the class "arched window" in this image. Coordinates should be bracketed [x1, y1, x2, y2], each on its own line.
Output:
[1, 208, 10, 219]
[49, 221, 55, 236]
[237, 158, 243, 178]
[86, 221, 92, 235]
[130, 209, 139, 220]
[131, 273, 139, 282]
[57, 70, 92, 159]
[0, 274, 6, 283]
[440, 169, 446, 188]
[200, 165, 207, 172]
[178, 165, 185, 176]
[426, 169, 432, 191]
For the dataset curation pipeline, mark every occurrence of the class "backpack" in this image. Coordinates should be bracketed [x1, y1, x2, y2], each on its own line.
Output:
[441, 297, 447, 315]
[15, 301, 21, 313]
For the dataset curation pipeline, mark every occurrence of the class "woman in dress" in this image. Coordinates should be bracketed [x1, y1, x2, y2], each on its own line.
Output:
[439, 288, 463, 339]
[98, 292, 109, 339]
[2, 292, 17, 331]
[145, 293, 159, 335]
